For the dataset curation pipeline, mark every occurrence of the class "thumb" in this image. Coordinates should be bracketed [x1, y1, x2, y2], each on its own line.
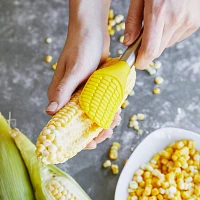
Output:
[124, 0, 144, 46]
[46, 63, 90, 116]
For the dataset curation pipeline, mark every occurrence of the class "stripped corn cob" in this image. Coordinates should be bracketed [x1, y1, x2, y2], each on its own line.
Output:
[0, 113, 35, 200]
[36, 58, 136, 164]
[12, 128, 91, 200]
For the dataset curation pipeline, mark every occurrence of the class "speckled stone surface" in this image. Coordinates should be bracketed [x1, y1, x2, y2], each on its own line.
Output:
[1, 0, 200, 199]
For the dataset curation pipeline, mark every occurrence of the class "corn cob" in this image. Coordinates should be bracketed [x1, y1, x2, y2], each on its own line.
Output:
[12, 128, 91, 200]
[36, 58, 136, 164]
[0, 113, 35, 200]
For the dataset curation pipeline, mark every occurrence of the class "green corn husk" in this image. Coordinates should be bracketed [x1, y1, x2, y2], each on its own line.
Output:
[12, 128, 91, 200]
[0, 113, 35, 200]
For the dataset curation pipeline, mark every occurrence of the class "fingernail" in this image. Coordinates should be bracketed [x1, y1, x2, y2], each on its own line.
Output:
[46, 102, 58, 113]
[123, 33, 130, 44]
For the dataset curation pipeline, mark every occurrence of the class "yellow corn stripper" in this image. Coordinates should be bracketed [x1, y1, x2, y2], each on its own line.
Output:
[79, 30, 143, 129]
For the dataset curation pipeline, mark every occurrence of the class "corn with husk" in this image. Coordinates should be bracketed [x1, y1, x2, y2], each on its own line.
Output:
[36, 58, 136, 164]
[12, 128, 91, 200]
[0, 113, 35, 200]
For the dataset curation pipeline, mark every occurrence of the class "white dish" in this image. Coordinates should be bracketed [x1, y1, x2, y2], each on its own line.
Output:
[115, 127, 200, 200]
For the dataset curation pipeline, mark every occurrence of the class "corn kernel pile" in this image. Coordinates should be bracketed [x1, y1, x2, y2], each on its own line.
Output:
[127, 140, 200, 200]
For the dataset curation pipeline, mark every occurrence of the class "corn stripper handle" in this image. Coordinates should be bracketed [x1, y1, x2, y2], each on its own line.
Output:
[79, 61, 130, 129]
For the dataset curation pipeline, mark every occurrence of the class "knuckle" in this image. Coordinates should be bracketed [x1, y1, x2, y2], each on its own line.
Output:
[144, 48, 158, 59]
[126, 14, 140, 26]
[56, 83, 65, 93]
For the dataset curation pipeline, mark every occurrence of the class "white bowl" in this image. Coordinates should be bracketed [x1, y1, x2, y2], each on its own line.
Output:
[115, 127, 200, 200]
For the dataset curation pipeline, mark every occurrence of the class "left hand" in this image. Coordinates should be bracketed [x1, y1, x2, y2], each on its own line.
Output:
[124, 0, 200, 69]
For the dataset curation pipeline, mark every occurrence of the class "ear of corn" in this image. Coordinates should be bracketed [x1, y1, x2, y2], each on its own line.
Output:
[0, 113, 35, 200]
[12, 128, 91, 200]
[36, 58, 136, 164]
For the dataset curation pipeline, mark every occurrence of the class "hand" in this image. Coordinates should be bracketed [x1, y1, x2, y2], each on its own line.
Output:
[46, 0, 118, 149]
[124, 0, 200, 69]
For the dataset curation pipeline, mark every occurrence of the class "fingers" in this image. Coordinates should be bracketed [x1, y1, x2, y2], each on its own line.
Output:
[124, 0, 144, 46]
[85, 140, 97, 150]
[135, 10, 164, 69]
[84, 109, 122, 150]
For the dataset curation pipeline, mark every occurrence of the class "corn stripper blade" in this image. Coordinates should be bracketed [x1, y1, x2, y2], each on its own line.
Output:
[79, 30, 143, 129]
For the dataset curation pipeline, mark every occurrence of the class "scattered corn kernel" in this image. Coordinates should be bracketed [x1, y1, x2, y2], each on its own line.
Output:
[120, 22, 125, 30]
[117, 49, 123, 55]
[52, 63, 57, 70]
[45, 55, 53, 63]
[130, 115, 137, 122]
[122, 100, 129, 108]
[108, 9, 114, 19]
[103, 160, 111, 168]
[153, 88, 161, 95]
[116, 24, 121, 32]
[154, 76, 164, 85]
[151, 61, 162, 69]
[129, 90, 135, 96]
[138, 129, 143, 135]
[111, 164, 119, 174]
[45, 37, 52, 44]
[133, 125, 139, 131]
[119, 35, 124, 43]
[145, 66, 157, 76]
[109, 29, 115, 36]
[109, 19, 116, 27]
[130, 147, 134, 152]
[115, 14, 124, 24]
[137, 113, 145, 121]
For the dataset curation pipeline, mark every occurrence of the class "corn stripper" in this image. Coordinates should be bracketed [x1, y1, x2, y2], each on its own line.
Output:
[79, 30, 143, 129]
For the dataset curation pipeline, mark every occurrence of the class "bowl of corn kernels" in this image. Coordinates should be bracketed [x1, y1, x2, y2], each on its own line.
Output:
[115, 127, 200, 200]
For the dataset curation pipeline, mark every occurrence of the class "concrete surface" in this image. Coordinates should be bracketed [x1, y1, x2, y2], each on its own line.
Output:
[1, 0, 200, 199]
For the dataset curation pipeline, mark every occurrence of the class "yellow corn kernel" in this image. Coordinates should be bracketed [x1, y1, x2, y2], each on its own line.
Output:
[144, 171, 152, 180]
[152, 154, 160, 162]
[129, 192, 136, 197]
[151, 188, 159, 196]
[127, 196, 132, 200]
[160, 150, 171, 159]
[120, 22, 125, 30]
[157, 194, 163, 200]
[111, 164, 119, 174]
[166, 147, 174, 154]
[153, 88, 160, 95]
[144, 185, 152, 196]
[112, 142, 120, 148]
[139, 181, 145, 188]
[121, 100, 129, 108]
[189, 149, 196, 156]
[154, 76, 164, 85]
[194, 174, 200, 183]
[45, 55, 52, 63]
[188, 159, 194, 165]
[180, 147, 189, 155]
[52, 63, 57, 70]
[188, 140, 195, 149]
[182, 140, 188, 145]
[109, 29, 115, 36]
[130, 115, 137, 122]
[175, 141, 185, 149]
[162, 166, 167, 173]
[194, 185, 200, 196]
[175, 161, 182, 168]
[45, 37, 52, 44]
[109, 150, 118, 160]
[136, 188, 144, 196]
[103, 160, 111, 168]
[108, 9, 114, 19]
[119, 35, 124, 43]
[140, 197, 148, 200]
[146, 178, 152, 186]
[161, 182, 169, 189]
[161, 158, 168, 165]
[172, 154, 179, 161]
[181, 191, 191, 199]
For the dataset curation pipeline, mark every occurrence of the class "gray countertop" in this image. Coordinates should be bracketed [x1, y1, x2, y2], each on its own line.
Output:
[1, 0, 200, 199]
